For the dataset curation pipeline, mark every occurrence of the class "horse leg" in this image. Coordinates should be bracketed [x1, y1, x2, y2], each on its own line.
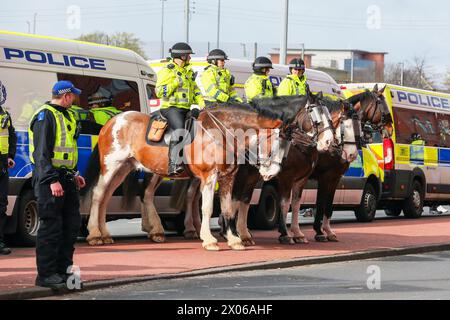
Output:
[323, 204, 338, 242]
[219, 174, 244, 251]
[290, 180, 309, 244]
[192, 181, 202, 236]
[140, 174, 153, 233]
[314, 176, 340, 242]
[86, 173, 107, 246]
[98, 163, 134, 244]
[236, 201, 254, 246]
[183, 178, 201, 239]
[278, 192, 294, 245]
[199, 172, 219, 251]
[142, 174, 165, 243]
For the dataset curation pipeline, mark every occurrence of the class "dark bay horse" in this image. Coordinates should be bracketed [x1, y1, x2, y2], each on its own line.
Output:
[311, 84, 392, 242]
[233, 93, 359, 245]
[84, 98, 315, 250]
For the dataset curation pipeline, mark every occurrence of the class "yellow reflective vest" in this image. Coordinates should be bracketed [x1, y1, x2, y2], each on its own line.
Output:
[200, 64, 242, 103]
[278, 74, 308, 96]
[28, 104, 78, 170]
[90, 106, 121, 126]
[155, 60, 205, 109]
[0, 112, 10, 155]
[244, 74, 274, 103]
[69, 105, 90, 122]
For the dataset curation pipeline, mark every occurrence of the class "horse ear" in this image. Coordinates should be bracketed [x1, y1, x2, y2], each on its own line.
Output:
[379, 85, 386, 94]
[372, 84, 379, 92]
[317, 91, 323, 99]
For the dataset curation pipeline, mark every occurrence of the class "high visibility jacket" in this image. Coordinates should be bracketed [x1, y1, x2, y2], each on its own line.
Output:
[0, 112, 10, 155]
[411, 139, 425, 146]
[28, 104, 78, 169]
[69, 105, 90, 121]
[200, 64, 242, 103]
[278, 74, 308, 96]
[244, 74, 274, 102]
[90, 106, 122, 126]
[155, 60, 205, 109]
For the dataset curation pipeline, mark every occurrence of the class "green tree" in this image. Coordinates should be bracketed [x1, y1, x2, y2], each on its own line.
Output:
[76, 31, 147, 59]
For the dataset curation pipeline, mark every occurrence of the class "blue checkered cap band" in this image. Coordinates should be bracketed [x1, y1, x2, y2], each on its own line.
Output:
[52, 81, 81, 95]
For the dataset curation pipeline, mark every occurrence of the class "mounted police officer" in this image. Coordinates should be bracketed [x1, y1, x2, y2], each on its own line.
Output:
[201, 49, 242, 104]
[0, 83, 17, 256]
[155, 42, 205, 176]
[29, 80, 86, 289]
[278, 58, 309, 96]
[244, 56, 275, 103]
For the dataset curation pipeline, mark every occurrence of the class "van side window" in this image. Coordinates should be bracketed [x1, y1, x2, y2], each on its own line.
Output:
[393, 107, 439, 146]
[57, 74, 140, 134]
[438, 114, 450, 148]
[146, 84, 156, 99]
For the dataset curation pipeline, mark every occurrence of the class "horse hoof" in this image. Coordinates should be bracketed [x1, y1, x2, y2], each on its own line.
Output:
[102, 237, 115, 245]
[293, 236, 309, 244]
[184, 231, 199, 240]
[87, 238, 103, 246]
[203, 243, 220, 251]
[279, 236, 295, 245]
[315, 234, 328, 242]
[230, 243, 246, 251]
[327, 234, 339, 242]
[149, 233, 166, 243]
[241, 238, 256, 247]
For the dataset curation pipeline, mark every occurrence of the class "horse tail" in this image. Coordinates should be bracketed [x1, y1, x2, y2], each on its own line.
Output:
[80, 144, 101, 197]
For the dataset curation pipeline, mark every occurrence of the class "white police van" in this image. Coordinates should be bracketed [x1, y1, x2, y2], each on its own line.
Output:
[0, 30, 162, 245]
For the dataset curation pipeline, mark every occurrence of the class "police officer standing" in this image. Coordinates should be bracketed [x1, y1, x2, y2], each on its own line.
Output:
[244, 56, 275, 103]
[278, 58, 308, 96]
[29, 81, 86, 289]
[201, 49, 243, 104]
[155, 42, 205, 176]
[0, 87, 17, 255]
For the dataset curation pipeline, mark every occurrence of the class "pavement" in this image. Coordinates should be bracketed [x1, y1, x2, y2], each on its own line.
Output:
[1, 214, 450, 299]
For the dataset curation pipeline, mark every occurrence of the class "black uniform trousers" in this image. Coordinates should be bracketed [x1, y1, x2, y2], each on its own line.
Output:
[0, 170, 9, 242]
[160, 107, 189, 143]
[35, 173, 81, 278]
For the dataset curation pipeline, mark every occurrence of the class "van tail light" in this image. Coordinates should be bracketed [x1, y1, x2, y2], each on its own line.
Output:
[383, 138, 395, 170]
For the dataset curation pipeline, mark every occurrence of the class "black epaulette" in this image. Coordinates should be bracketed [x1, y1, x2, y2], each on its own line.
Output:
[204, 65, 211, 71]
[167, 63, 175, 69]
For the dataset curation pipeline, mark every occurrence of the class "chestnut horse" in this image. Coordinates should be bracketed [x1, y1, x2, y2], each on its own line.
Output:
[84, 98, 312, 250]
[232, 93, 360, 245]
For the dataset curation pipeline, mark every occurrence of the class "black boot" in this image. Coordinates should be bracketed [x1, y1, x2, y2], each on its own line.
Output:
[35, 274, 66, 290]
[0, 241, 11, 255]
[168, 141, 184, 176]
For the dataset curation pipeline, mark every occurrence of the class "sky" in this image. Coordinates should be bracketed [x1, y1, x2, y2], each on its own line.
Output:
[1, 0, 449, 86]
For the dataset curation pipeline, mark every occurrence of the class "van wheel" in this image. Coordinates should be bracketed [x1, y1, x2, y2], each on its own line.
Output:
[248, 184, 280, 230]
[385, 208, 402, 217]
[403, 180, 424, 219]
[14, 189, 39, 247]
[355, 183, 377, 222]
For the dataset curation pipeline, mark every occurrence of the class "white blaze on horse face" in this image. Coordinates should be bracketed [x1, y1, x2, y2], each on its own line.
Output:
[338, 118, 358, 162]
[258, 129, 282, 181]
[316, 112, 334, 152]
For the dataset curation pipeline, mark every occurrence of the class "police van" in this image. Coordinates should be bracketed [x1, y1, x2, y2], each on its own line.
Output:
[0, 30, 163, 245]
[149, 58, 383, 229]
[342, 83, 450, 219]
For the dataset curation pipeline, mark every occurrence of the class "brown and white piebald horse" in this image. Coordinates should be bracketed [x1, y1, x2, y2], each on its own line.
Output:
[84, 98, 317, 250]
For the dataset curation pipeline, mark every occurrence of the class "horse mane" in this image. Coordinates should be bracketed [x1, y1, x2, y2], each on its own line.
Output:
[318, 96, 343, 114]
[347, 89, 372, 105]
[204, 95, 307, 124]
[251, 96, 308, 124]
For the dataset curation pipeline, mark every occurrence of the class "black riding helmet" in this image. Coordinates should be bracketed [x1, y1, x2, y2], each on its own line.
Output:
[288, 58, 305, 72]
[207, 49, 228, 65]
[252, 56, 273, 75]
[169, 42, 195, 60]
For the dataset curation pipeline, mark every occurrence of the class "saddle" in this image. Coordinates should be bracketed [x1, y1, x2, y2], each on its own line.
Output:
[145, 110, 197, 147]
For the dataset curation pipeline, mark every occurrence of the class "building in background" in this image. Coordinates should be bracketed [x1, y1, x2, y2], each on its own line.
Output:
[270, 48, 387, 83]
